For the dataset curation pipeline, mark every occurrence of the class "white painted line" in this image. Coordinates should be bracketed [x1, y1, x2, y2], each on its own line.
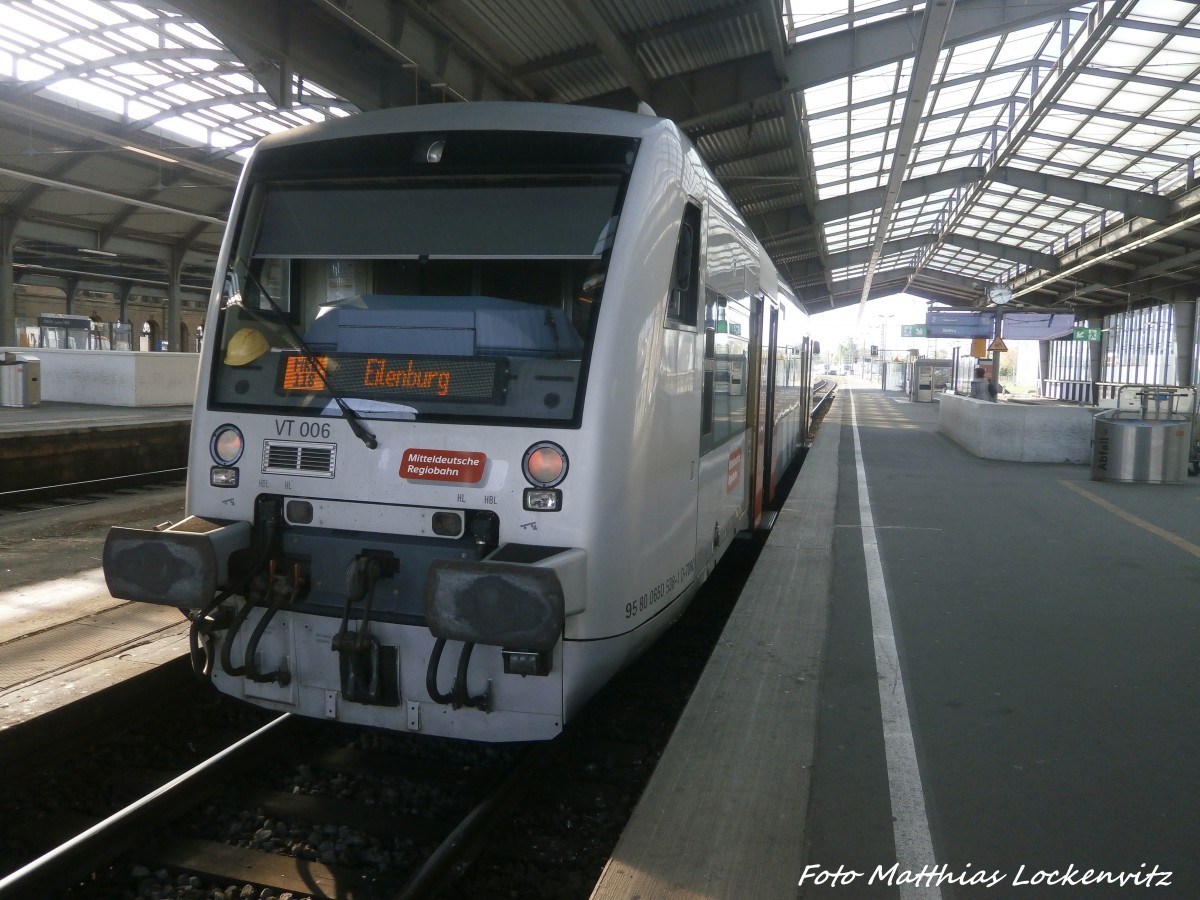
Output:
[850, 388, 942, 900]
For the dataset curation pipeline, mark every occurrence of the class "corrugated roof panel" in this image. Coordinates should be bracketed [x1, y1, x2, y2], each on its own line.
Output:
[458, 0, 592, 61]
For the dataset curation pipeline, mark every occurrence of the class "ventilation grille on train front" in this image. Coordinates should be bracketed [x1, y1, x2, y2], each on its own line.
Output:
[262, 440, 336, 478]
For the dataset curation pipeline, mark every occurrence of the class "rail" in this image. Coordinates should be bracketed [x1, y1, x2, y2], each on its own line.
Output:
[0, 713, 294, 899]
[810, 378, 837, 424]
[0, 467, 186, 511]
[396, 743, 552, 898]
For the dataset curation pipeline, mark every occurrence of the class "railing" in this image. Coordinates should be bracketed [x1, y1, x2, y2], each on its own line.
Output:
[17, 319, 135, 350]
[1040, 380, 1177, 406]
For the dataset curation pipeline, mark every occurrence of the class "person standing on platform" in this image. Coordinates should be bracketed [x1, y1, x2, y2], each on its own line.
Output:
[970, 366, 995, 401]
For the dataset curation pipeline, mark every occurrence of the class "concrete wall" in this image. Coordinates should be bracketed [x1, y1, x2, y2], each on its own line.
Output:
[0, 420, 191, 491]
[939, 392, 1098, 464]
[0, 348, 198, 406]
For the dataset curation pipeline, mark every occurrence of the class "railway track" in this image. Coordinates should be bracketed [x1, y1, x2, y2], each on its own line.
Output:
[0, 535, 760, 899]
[0, 445, 791, 898]
[0, 670, 551, 900]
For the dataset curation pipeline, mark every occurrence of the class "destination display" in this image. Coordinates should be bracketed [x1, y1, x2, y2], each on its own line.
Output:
[923, 311, 1077, 340]
[925, 310, 994, 338]
[1002, 313, 1076, 340]
[277, 352, 508, 404]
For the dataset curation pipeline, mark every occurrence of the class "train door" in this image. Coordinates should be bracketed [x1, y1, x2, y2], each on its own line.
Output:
[744, 295, 766, 528]
[760, 305, 779, 507]
[696, 287, 752, 575]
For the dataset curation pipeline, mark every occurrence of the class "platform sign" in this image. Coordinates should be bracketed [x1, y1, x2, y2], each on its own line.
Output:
[1073, 327, 1102, 341]
[1003, 313, 1076, 340]
[925, 310, 994, 338]
[901, 324, 928, 337]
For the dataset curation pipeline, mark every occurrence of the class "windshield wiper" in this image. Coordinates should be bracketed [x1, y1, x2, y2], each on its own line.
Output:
[236, 266, 379, 450]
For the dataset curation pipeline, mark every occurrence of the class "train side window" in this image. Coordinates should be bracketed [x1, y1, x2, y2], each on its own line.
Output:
[665, 204, 701, 328]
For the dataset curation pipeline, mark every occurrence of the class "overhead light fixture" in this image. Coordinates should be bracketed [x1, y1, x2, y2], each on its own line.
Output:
[122, 144, 179, 164]
[987, 285, 1012, 305]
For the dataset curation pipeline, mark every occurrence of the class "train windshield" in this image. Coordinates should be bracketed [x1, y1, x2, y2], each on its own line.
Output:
[209, 130, 636, 425]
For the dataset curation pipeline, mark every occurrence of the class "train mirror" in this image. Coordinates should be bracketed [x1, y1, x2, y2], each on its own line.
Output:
[222, 272, 241, 307]
[812, 340, 821, 355]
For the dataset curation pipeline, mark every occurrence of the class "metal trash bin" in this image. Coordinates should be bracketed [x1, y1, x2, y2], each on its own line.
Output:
[1091, 385, 1194, 483]
[0, 353, 41, 408]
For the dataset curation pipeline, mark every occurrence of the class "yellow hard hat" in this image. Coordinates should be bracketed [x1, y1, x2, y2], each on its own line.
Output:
[224, 327, 270, 366]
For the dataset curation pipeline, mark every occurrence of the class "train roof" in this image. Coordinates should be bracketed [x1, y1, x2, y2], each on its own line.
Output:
[254, 102, 670, 154]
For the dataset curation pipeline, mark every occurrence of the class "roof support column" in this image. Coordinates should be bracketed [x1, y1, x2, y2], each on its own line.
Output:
[1088, 316, 1104, 406]
[1174, 300, 1196, 386]
[1038, 339, 1051, 399]
[118, 284, 132, 329]
[0, 216, 13, 347]
[166, 246, 184, 352]
[65, 277, 79, 316]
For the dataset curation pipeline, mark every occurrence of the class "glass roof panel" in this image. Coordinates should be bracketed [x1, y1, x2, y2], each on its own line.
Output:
[0, 0, 356, 160]
[785, 1, 922, 43]
[2, 0, 1200, 309]
[788, 2, 1200, 300]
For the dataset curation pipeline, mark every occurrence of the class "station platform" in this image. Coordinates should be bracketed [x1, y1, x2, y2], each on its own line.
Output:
[591, 385, 1200, 899]
[0, 401, 191, 492]
[0, 582, 190, 763]
[0, 400, 191, 434]
[0, 481, 192, 763]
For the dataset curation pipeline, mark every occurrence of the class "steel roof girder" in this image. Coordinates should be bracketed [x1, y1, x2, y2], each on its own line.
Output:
[827, 234, 936, 271]
[1011, 193, 1200, 299]
[943, 231, 1060, 272]
[784, 0, 1079, 92]
[0, 90, 238, 184]
[560, 0, 652, 101]
[745, 205, 816, 238]
[626, 53, 784, 124]
[306, 0, 533, 103]
[991, 1, 1138, 172]
[165, 0, 379, 110]
[815, 168, 985, 224]
[13, 219, 216, 273]
[856, 0, 955, 307]
[0, 164, 225, 227]
[924, 1, 1138, 300]
[993, 167, 1173, 221]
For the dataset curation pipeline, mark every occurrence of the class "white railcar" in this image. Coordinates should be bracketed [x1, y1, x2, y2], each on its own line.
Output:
[104, 102, 814, 741]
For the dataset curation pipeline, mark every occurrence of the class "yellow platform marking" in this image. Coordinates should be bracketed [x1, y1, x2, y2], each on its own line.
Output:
[1060, 480, 1200, 559]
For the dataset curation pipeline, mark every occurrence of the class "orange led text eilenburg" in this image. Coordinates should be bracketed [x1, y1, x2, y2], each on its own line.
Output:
[364, 358, 451, 396]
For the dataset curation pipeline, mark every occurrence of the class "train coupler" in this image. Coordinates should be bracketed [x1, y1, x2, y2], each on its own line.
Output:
[332, 631, 400, 706]
[426, 638, 491, 711]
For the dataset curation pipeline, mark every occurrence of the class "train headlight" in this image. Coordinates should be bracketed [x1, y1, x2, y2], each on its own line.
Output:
[210, 425, 244, 465]
[522, 442, 568, 488]
[523, 488, 562, 512]
[523, 442, 566, 511]
[210, 467, 239, 488]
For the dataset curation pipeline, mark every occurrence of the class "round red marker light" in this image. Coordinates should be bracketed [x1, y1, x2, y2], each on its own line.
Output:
[523, 442, 568, 488]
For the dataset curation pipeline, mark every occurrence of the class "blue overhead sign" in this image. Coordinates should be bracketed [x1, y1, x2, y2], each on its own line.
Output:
[925, 310, 994, 338]
[1002, 313, 1076, 340]
[923, 311, 1076, 340]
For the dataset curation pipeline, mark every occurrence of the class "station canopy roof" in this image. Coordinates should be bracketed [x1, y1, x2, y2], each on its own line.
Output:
[1, 0, 1199, 317]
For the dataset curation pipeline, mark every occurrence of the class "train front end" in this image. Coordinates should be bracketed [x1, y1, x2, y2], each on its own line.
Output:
[103, 106, 649, 741]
